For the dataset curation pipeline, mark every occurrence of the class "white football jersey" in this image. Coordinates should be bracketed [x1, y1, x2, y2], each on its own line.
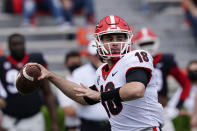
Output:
[95, 50, 164, 131]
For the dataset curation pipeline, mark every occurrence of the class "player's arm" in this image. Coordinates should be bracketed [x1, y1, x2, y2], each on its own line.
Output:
[170, 66, 191, 108]
[41, 79, 59, 131]
[74, 68, 150, 102]
[101, 68, 149, 102]
[168, 56, 191, 108]
[119, 68, 148, 101]
[37, 54, 59, 131]
[47, 72, 100, 105]
[28, 63, 95, 105]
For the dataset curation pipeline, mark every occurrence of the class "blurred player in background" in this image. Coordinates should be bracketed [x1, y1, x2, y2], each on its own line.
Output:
[0, 33, 59, 131]
[134, 27, 191, 108]
[134, 27, 191, 130]
[189, 60, 197, 131]
[57, 50, 82, 131]
[28, 15, 164, 131]
[168, 60, 197, 131]
[71, 40, 110, 131]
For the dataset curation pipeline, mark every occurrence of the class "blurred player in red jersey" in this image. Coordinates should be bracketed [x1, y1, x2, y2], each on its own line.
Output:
[134, 27, 191, 130]
[134, 27, 191, 108]
[168, 60, 197, 131]
[27, 15, 164, 131]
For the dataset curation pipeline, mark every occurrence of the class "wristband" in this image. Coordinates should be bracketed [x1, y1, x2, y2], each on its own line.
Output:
[83, 96, 100, 105]
[101, 87, 122, 101]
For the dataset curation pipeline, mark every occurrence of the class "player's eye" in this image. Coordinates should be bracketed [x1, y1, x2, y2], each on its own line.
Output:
[117, 38, 123, 41]
[106, 38, 113, 42]
[116, 37, 125, 42]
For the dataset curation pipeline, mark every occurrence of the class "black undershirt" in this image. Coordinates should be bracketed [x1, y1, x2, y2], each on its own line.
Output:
[126, 68, 150, 87]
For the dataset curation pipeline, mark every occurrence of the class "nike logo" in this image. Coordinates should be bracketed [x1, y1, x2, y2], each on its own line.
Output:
[112, 71, 118, 77]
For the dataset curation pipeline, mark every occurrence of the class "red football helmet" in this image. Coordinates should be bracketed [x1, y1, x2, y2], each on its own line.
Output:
[95, 15, 134, 60]
[134, 27, 160, 56]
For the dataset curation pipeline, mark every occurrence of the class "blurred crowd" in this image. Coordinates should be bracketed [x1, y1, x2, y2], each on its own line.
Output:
[3, 0, 95, 28]
[0, 0, 197, 131]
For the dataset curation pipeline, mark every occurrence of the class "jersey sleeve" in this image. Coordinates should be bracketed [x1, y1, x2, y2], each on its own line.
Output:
[164, 54, 191, 106]
[126, 68, 150, 87]
[124, 50, 154, 83]
[169, 66, 191, 106]
[165, 54, 177, 68]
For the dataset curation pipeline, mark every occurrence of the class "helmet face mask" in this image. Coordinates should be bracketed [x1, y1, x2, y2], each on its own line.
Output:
[95, 15, 133, 60]
[95, 33, 132, 60]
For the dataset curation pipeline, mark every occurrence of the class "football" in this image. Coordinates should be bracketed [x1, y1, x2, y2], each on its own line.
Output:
[16, 65, 41, 95]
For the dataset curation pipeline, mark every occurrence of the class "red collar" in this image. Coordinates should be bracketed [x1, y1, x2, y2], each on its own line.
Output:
[101, 61, 118, 80]
[6, 54, 29, 69]
[153, 53, 162, 66]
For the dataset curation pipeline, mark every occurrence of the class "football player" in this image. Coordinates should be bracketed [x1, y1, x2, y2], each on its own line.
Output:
[134, 27, 192, 131]
[71, 40, 110, 131]
[57, 50, 82, 131]
[134, 27, 191, 109]
[189, 60, 197, 129]
[0, 33, 59, 131]
[27, 15, 164, 131]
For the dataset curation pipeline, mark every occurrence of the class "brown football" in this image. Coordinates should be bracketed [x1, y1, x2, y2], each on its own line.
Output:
[16, 65, 41, 95]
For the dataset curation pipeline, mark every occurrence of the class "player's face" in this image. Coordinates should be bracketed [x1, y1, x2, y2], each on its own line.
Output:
[189, 63, 197, 71]
[66, 56, 82, 72]
[101, 33, 127, 54]
[9, 41, 25, 60]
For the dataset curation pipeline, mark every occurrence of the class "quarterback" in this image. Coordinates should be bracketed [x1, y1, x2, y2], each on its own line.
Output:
[28, 15, 164, 131]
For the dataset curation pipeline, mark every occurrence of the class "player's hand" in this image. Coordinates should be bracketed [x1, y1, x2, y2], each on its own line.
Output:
[25, 63, 51, 80]
[74, 83, 101, 101]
